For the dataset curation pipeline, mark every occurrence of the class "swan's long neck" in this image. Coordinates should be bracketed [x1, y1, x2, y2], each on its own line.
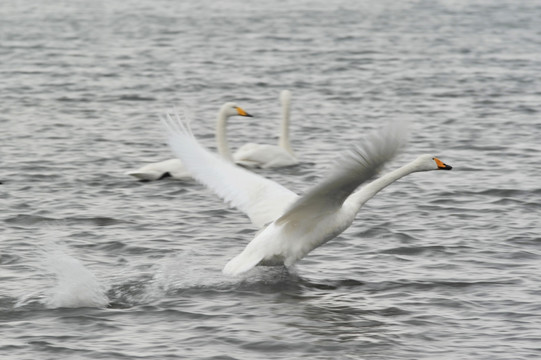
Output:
[215, 110, 233, 162]
[347, 161, 419, 212]
[278, 95, 294, 155]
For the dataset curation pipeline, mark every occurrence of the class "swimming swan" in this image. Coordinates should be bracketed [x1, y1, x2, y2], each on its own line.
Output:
[126, 102, 253, 181]
[233, 90, 298, 168]
[161, 112, 452, 275]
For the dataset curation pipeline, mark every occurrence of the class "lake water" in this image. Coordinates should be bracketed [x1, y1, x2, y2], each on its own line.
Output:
[1, 0, 541, 359]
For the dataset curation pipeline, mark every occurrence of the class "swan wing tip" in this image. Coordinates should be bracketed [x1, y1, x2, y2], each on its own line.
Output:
[160, 106, 195, 139]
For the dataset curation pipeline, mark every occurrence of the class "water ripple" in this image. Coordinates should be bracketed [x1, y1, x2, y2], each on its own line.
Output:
[2, 0, 541, 359]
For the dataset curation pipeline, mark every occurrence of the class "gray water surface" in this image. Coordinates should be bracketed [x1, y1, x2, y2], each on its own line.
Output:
[2, 1, 541, 359]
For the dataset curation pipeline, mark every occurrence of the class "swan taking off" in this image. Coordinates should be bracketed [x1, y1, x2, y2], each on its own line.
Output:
[161, 112, 452, 276]
[126, 102, 253, 181]
[233, 90, 298, 168]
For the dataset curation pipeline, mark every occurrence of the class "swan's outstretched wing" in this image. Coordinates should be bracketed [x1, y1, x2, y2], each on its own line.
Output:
[161, 110, 299, 228]
[276, 122, 407, 226]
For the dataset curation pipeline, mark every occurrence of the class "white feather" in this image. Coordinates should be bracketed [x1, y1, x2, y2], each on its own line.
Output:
[161, 111, 299, 228]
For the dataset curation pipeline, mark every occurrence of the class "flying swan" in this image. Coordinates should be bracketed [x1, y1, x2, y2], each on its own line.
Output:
[161, 111, 452, 276]
[126, 102, 253, 181]
[233, 90, 298, 168]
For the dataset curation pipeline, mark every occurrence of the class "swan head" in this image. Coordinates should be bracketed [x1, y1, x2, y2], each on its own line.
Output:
[280, 90, 291, 105]
[413, 154, 453, 171]
[220, 102, 253, 118]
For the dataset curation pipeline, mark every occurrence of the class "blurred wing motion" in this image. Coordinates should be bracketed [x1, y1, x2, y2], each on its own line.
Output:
[161, 110, 299, 228]
[276, 122, 407, 227]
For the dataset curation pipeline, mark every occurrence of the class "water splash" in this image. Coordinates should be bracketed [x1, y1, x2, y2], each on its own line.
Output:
[104, 250, 229, 307]
[41, 250, 109, 308]
[15, 244, 109, 309]
[148, 250, 303, 295]
[151, 250, 230, 293]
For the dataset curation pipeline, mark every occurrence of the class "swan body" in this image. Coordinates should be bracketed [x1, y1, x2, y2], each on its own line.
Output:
[223, 155, 452, 275]
[233, 90, 298, 168]
[161, 113, 452, 276]
[233, 143, 298, 169]
[126, 158, 188, 181]
[126, 102, 252, 180]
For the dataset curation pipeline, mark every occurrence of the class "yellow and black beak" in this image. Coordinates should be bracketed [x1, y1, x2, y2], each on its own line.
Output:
[235, 106, 253, 117]
[434, 157, 452, 170]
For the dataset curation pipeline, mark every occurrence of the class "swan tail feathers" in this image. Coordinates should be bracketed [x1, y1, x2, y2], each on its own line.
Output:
[222, 250, 264, 276]
[126, 171, 159, 181]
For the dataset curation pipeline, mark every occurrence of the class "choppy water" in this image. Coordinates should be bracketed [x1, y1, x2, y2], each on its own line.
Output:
[2, 0, 541, 359]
